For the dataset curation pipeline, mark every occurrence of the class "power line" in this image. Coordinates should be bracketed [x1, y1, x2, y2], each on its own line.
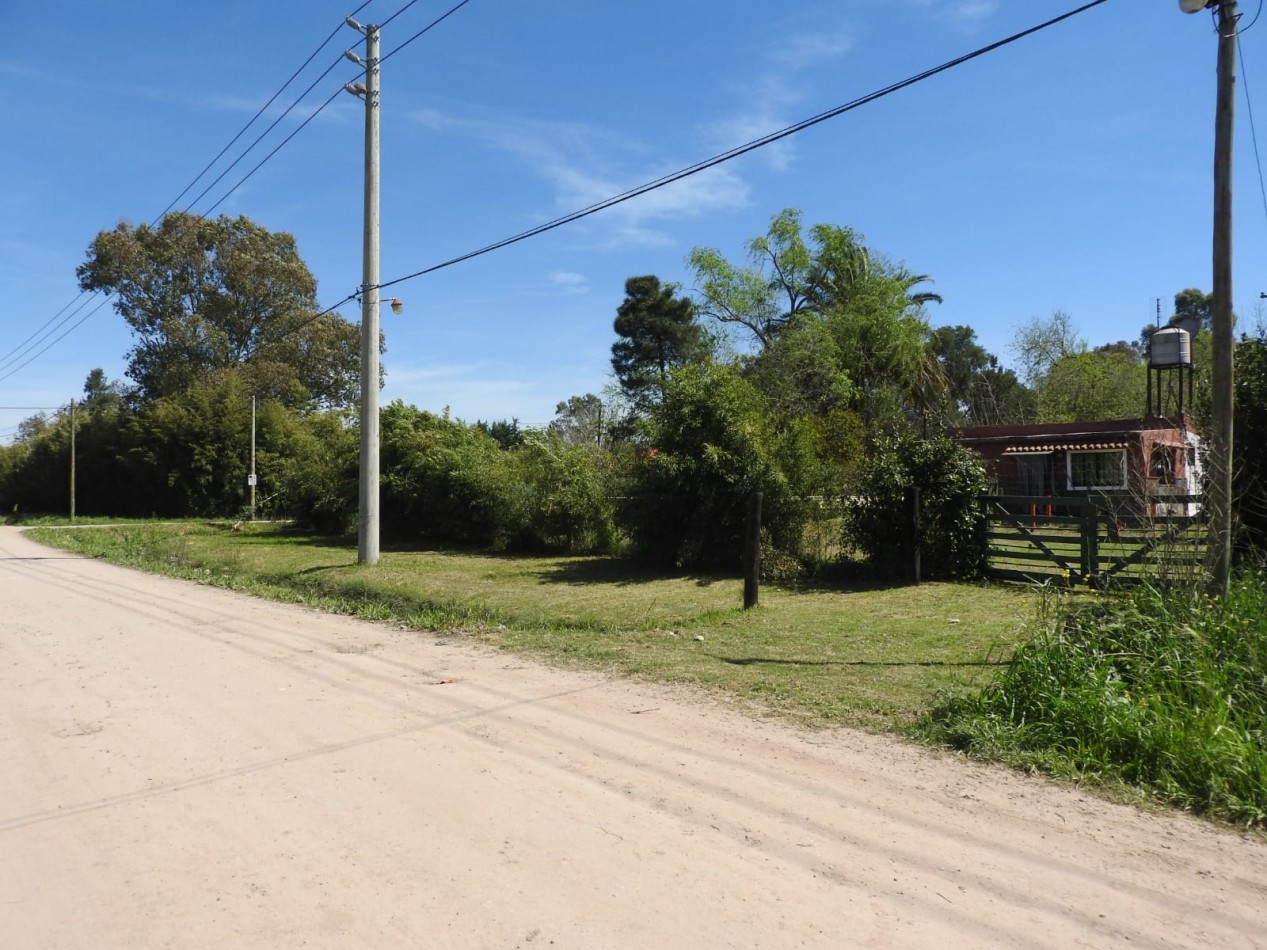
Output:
[1238, 40, 1267, 238]
[0, 5, 380, 381]
[377, 0, 1111, 294]
[0, 293, 98, 374]
[200, 83, 351, 217]
[2, 0, 480, 384]
[160, 0, 377, 221]
[195, 0, 484, 216]
[183, 53, 362, 216]
[0, 297, 115, 385]
[0, 4, 379, 377]
[382, 0, 478, 63]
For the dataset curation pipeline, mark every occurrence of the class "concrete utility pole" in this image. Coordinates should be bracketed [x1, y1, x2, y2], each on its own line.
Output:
[345, 18, 382, 565]
[69, 399, 76, 525]
[1210, 0, 1237, 595]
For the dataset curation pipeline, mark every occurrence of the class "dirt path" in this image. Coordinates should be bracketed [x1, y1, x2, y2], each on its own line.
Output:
[2, 526, 1264, 949]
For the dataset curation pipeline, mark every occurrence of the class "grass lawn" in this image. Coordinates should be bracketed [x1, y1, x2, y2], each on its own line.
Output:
[25, 521, 1036, 730]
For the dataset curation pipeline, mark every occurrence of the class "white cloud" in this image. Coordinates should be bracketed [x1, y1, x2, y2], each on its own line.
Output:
[385, 361, 570, 425]
[949, 1, 999, 22]
[771, 30, 854, 68]
[547, 271, 590, 294]
[905, 0, 999, 25]
[407, 108, 750, 246]
[707, 22, 855, 173]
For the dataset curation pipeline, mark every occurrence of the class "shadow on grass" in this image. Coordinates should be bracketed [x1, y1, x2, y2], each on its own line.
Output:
[295, 563, 354, 576]
[718, 656, 1007, 668]
[526, 557, 733, 588]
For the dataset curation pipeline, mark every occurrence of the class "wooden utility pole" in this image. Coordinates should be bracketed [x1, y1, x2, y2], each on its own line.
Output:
[1208, 0, 1237, 595]
[743, 492, 762, 609]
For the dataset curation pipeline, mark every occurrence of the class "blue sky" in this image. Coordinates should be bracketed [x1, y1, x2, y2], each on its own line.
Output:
[3, 0, 1266, 442]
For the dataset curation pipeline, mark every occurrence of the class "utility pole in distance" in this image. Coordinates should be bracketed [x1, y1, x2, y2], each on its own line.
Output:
[345, 17, 381, 565]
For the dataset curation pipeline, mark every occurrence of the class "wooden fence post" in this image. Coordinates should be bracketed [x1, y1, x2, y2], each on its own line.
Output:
[743, 492, 762, 609]
[904, 486, 921, 585]
[1079, 498, 1100, 587]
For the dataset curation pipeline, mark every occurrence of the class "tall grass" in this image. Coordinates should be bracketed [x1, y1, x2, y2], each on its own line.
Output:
[921, 570, 1267, 826]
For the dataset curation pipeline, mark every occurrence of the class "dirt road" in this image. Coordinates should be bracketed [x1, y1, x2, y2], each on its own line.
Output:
[2, 526, 1265, 948]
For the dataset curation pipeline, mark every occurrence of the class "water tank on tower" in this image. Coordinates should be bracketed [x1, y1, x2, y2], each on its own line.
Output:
[1147, 326, 1194, 418]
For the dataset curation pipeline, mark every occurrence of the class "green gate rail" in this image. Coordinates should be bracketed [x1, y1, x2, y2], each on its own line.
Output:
[981, 494, 1205, 586]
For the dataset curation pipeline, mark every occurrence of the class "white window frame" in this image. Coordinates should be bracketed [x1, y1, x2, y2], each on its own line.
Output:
[1066, 449, 1127, 491]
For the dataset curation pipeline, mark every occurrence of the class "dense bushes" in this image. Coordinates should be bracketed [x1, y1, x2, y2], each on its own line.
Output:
[380, 403, 530, 548]
[622, 364, 818, 569]
[3, 367, 991, 578]
[923, 572, 1267, 826]
[847, 433, 988, 580]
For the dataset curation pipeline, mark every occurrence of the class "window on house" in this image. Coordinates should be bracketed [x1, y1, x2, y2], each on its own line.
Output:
[1067, 450, 1126, 490]
[1149, 445, 1176, 484]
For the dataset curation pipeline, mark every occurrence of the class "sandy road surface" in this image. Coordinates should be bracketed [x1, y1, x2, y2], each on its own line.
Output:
[1, 527, 1265, 949]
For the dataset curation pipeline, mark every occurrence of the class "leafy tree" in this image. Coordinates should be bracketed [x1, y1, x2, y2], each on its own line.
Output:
[1010, 310, 1084, 386]
[474, 418, 526, 449]
[1234, 333, 1267, 553]
[742, 315, 855, 420]
[516, 433, 619, 554]
[847, 434, 989, 580]
[688, 209, 940, 351]
[930, 325, 1034, 425]
[549, 394, 607, 446]
[622, 363, 816, 568]
[129, 374, 256, 516]
[1173, 287, 1214, 333]
[610, 275, 710, 414]
[380, 402, 530, 549]
[77, 212, 360, 407]
[82, 368, 127, 411]
[688, 209, 818, 347]
[1036, 349, 1146, 423]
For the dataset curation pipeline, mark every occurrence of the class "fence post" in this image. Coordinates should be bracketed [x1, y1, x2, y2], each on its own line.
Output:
[1080, 498, 1100, 587]
[904, 486, 921, 585]
[743, 492, 762, 609]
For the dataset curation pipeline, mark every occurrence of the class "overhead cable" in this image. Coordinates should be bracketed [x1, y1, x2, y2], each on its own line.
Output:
[376, 0, 1111, 293]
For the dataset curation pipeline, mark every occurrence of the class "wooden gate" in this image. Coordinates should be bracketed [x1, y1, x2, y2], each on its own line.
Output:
[982, 494, 1205, 586]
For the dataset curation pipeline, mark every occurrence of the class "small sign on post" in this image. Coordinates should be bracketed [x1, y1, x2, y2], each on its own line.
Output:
[247, 474, 258, 487]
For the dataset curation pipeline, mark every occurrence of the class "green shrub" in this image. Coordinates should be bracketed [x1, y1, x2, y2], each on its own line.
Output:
[271, 410, 358, 534]
[847, 434, 988, 580]
[923, 571, 1267, 826]
[622, 363, 812, 569]
[516, 434, 619, 554]
[381, 402, 530, 549]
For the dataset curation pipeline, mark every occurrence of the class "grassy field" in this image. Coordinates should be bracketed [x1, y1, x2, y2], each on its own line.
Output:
[24, 521, 1035, 730]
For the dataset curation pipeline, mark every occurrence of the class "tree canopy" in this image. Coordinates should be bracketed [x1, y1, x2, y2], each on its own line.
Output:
[688, 208, 940, 352]
[77, 212, 360, 408]
[610, 276, 710, 415]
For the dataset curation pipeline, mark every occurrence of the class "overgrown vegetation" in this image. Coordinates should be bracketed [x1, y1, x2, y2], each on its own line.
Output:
[920, 570, 1267, 826]
[18, 209, 1260, 582]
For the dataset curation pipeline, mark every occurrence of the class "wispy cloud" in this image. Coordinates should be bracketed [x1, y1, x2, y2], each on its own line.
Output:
[547, 271, 590, 295]
[706, 21, 855, 172]
[905, 0, 999, 27]
[410, 108, 750, 246]
[385, 361, 566, 424]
